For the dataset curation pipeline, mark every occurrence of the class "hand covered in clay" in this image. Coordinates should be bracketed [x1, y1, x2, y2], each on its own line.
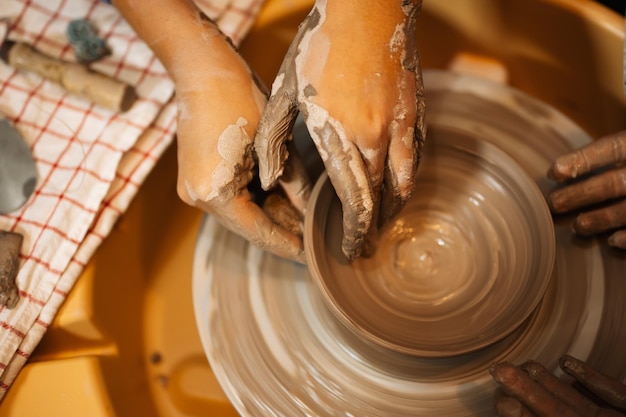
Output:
[548, 131, 626, 249]
[491, 356, 626, 417]
[255, 0, 426, 259]
[113, 0, 309, 261]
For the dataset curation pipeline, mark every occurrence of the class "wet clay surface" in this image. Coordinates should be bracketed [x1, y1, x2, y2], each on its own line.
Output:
[306, 128, 555, 357]
[193, 71, 626, 417]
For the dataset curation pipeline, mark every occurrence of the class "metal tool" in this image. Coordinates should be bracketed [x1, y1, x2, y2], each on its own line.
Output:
[0, 118, 37, 214]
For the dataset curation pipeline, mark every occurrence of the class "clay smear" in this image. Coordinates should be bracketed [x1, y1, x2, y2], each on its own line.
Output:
[388, 3, 422, 197]
[184, 116, 253, 204]
[293, 1, 373, 224]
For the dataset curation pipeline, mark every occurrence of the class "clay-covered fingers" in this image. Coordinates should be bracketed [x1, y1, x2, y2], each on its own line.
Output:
[276, 140, 312, 215]
[548, 167, 626, 213]
[547, 132, 626, 247]
[549, 131, 626, 182]
[177, 137, 305, 261]
[380, 70, 426, 223]
[254, 73, 299, 191]
[548, 131, 626, 215]
[608, 230, 626, 248]
[254, 9, 309, 192]
[256, 0, 426, 260]
[521, 361, 600, 417]
[491, 362, 582, 417]
[560, 355, 626, 412]
[253, 16, 312, 217]
[491, 359, 626, 417]
[254, 16, 383, 260]
[569, 199, 626, 238]
[547, 164, 626, 248]
[306, 117, 378, 259]
[380, 5, 426, 222]
[212, 192, 305, 262]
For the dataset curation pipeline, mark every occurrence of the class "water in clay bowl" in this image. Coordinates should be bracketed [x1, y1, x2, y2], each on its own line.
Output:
[304, 127, 556, 357]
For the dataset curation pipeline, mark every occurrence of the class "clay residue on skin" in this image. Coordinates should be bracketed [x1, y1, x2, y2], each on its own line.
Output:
[257, 0, 427, 257]
[270, 72, 285, 97]
[209, 117, 255, 202]
[185, 116, 254, 204]
[196, 10, 236, 49]
[311, 121, 372, 256]
[293, 2, 374, 236]
[254, 96, 298, 190]
[255, 52, 301, 190]
[389, 23, 405, 55]
[277, 140, 312, 215]
[395, 140, 416, 191]
[253, 7, 327, 192]
[608, 230, 626, 248]
[551, 155, 587, 180]
[303, 101, 373, 226]
[262, 193, 303, 236]
[383, 0, 424, 211]
[560, 355, 626, 409]
[549, 131, 626, 182]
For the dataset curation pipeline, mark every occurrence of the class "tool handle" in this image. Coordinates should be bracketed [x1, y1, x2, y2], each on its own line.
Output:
[5, 42, 136, 112]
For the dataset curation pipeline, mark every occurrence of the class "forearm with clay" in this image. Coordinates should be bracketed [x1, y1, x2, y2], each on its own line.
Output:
[113, 0, 264, 192]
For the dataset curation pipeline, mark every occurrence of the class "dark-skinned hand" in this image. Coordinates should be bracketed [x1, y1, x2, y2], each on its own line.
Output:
[491, 355, 626, 417]
[548, 131, 626, 249]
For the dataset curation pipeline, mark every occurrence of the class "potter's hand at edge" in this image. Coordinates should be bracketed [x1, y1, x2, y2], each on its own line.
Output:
[254, 0, 426, 260]
[490, 356, 626, 417]
[547, 131, 626, 249]
[112, 0, 307, 262]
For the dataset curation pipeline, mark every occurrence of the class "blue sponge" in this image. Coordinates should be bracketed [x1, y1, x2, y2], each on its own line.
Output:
[66, 18, 111, 63]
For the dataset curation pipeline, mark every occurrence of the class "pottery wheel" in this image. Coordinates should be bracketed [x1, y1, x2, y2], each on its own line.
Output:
[192, 70, 626, 417]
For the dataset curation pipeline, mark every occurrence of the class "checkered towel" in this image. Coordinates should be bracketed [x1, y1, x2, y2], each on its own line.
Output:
[0, 0, 264, 399]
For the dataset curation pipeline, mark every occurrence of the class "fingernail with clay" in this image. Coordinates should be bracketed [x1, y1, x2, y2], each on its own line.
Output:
[519, 360, 541, 378]
[547, 190, 568, 214]
[490, 362, 515, 385]
[608, 230, 626, 249]
[560, 355, 586, 380]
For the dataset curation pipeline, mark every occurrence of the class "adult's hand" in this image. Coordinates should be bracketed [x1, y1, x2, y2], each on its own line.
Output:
[113, 0, 309, 262]
[491, 356, 626, 417]
[548, 131, 626, 249]
[255, 0, 426, 259]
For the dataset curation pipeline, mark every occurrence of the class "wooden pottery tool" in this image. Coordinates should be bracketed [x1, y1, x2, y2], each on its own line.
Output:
[0, 230, 22, 309]
[0, 40, 137, 112]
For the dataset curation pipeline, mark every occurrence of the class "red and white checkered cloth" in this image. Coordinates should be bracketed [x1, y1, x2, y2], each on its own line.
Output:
[0, 0, 264, 399]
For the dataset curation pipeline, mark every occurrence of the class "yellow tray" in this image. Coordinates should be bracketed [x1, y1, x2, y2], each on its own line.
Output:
[1, 0, 624, 415]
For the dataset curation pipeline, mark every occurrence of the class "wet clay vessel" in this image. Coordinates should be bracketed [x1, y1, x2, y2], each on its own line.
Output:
[193, 70, 622, 417]
[305, 126, 556, 357]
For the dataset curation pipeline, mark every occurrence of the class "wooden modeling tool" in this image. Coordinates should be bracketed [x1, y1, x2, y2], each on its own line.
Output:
[0, 41, 137, 112]
[0, 230, 22, 309]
